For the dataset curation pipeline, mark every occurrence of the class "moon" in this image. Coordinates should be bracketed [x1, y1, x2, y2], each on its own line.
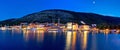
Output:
[93, 1, 96, 4]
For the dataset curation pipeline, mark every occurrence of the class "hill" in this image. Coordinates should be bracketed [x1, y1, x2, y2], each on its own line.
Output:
[0, 9, 120, 26]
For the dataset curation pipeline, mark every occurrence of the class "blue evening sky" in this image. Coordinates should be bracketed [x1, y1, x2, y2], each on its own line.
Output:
[0, 0, 120, 21]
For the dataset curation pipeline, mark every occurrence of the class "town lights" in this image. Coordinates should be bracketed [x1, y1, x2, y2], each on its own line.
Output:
[67, 22, 73, 30]
[79, 25, 90, 31]
[1, 27, 6, 30]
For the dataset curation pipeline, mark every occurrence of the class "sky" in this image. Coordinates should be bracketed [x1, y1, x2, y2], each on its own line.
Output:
[0, 0, 120, 21]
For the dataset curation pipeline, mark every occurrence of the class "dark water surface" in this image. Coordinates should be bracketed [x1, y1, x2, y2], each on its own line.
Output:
[0, 30, 120, 50]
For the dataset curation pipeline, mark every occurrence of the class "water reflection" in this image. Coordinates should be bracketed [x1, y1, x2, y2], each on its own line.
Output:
[65, 31, 77, 50]
[80, 31, 89, 50]
[11, 29, 22, 34]
[1, 29, 120, 50]
[36, 30, 45, 42]
[22, 29, 45, 42]
[91, 32, 97, 50]
[48, 30, 58, 40]
[72, 31, 77, 50]
[65, 31, 89, 50]
[65, 31, 72, 50]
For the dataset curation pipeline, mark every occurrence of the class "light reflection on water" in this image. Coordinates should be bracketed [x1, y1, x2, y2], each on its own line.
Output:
[64, 31, 77, 50]
[22, 29, 45, 42]
[0, 30, 120, 50]
[80, 31, 89, 50]
[65, 31, 72, 50]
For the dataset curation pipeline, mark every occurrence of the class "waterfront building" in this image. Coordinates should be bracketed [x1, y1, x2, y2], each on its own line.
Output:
[72, 23, 78, 30]
[67, 22, 73, 30]
[79, 25, 90, 31]
[66, 22, 78, 30]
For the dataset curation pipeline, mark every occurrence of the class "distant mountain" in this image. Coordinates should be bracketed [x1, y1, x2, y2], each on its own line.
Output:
[0, 9, 120, 26]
